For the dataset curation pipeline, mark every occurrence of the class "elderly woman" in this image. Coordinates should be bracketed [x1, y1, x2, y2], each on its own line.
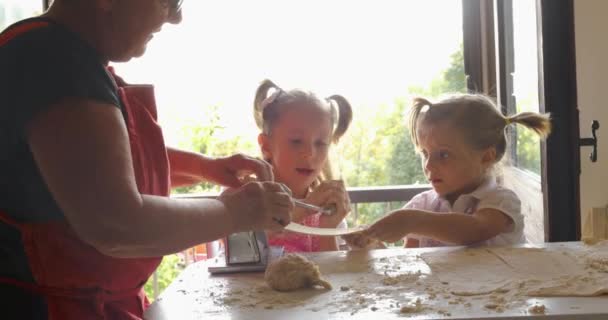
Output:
[0, 1, 293, 318]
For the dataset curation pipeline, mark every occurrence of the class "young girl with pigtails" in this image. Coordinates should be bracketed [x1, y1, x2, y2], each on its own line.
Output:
[345, 94, 551, 249]
[253, 79, 353, 252]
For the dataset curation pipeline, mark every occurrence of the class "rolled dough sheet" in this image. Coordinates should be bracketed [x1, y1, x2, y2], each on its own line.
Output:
[487, 247, 582, 279]
[526, 274, 608, 297]
[283, 223, 365, 236]
[421, 248, 516, 296]
[421, 246, 608, 297]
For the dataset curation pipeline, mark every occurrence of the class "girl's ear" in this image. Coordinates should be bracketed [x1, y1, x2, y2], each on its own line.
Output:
[258, 133, 272, 160]
[481, 147, 497, 168]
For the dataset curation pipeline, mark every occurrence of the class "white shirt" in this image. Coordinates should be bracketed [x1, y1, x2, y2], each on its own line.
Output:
[406, 177, 525, 247]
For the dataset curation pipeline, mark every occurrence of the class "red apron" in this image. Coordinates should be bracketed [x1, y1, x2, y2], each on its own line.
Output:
[0, 22, 170, 320]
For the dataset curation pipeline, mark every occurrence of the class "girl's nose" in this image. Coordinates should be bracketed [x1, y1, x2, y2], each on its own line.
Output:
[424, 156, 435, 171]
[301, 144, 315, 158]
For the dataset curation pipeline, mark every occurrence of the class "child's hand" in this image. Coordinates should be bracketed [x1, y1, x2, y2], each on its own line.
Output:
[364, 210, 410, 243]
[342, 230, 384, 249]
[306, 180, 351, 228]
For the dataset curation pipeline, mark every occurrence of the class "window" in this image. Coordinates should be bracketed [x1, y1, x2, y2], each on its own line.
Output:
[505, 0, 545, 244]
[0, 0, 43, 31]
[497, 0, 543, 175]
[463, 0, 548, 243]
[113, 0, 465, 226]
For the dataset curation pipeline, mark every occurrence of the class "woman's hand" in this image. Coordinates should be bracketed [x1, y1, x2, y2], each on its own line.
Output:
[202, 153, 274, 188]
[305, 180, 351, 228]
[167, 150, 274, 188]
[219, 181, 293, 232]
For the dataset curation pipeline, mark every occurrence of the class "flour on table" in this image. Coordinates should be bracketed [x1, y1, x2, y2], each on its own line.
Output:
[184, 244, 608, 318]
[527, 303, 546, 314]
[399, 298, 425, 314]
[586, 251, 608, 272]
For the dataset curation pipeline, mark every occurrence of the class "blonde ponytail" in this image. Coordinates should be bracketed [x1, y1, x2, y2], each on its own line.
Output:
[409, 94, 551, 164]
[253, 79, 281, 131]
[505, 112, 552, 139]
[326, 94, 353, 143]
[408, 97, 433, 148]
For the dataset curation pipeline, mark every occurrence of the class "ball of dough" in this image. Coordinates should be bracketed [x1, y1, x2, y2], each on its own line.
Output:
[265, 254, 332, 292]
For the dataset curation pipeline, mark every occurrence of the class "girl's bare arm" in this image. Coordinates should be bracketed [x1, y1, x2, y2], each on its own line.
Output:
[366, 208, 512, 245]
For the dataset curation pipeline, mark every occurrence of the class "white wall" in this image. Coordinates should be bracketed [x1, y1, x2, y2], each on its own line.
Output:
[574, 0, 608, 222]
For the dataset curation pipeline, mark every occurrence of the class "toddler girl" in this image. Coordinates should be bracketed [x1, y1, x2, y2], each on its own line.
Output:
[346, 94, 551, 248]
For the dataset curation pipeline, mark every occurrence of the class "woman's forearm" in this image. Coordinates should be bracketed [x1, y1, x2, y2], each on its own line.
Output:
[167, 147, 208, 188]
[84, 196, 236, 258]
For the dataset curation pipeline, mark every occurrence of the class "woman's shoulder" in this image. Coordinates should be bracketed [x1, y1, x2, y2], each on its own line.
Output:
[2, 17, 103, 68]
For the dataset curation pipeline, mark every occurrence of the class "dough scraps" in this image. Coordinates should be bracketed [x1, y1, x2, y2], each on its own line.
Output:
[265, 254, 332, 292]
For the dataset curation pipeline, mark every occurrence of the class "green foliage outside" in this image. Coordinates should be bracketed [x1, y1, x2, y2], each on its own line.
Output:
[513, 95, 543, 174]
[172, 104, 257, 194]
[144, 254, 183, 300]
[338, 44, 467, 227]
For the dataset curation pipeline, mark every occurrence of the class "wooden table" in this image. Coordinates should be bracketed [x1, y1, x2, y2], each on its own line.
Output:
[145, 242, 608, 320]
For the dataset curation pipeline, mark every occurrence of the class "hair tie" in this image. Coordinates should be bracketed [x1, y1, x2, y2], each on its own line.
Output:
[505, 117, 512, 125]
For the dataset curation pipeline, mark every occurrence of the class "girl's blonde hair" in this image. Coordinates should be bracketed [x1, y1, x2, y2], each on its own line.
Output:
[408, 94, 551, 163]
[253, 79, 353, 180]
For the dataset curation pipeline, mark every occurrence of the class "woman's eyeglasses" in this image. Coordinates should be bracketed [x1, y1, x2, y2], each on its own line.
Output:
[170, 0, 184, 13]
[162, 0, 183, 15]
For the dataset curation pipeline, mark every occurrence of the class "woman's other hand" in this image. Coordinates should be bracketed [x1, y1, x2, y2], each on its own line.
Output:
[203, 154, 274, 188]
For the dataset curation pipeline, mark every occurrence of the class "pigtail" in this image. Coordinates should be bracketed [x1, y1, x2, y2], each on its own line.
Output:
[253, 79, 280, 130]
[409, 97, 433, 147]
[316, 95, 352, 183]
[326, 94, 353, 143]
[506, 112, 552, 139]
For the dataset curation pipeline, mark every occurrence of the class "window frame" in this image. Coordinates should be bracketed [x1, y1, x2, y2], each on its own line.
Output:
[537, 0, 580, 241]
[462, 0, 496, 96]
